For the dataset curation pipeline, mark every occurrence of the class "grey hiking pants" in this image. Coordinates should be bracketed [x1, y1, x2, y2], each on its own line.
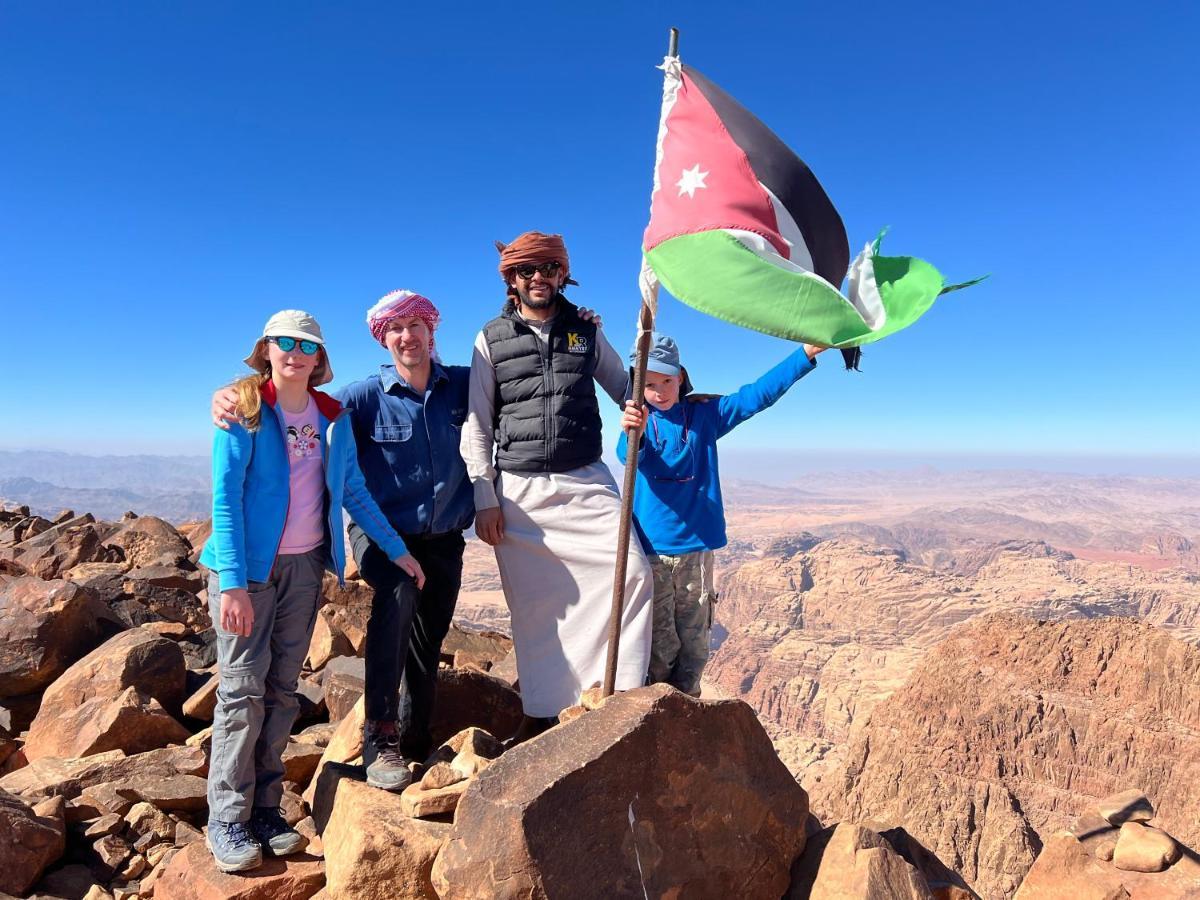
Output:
[206, 547, 324, 822]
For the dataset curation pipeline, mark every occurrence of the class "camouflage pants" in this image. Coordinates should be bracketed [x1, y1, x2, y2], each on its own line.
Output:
[647, 550, 717, 696]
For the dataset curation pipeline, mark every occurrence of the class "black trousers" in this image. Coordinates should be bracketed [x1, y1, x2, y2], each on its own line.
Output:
[349, 524, 464, 761]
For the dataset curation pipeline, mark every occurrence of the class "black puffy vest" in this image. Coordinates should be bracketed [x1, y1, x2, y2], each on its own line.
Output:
[483, 300, 602, 473]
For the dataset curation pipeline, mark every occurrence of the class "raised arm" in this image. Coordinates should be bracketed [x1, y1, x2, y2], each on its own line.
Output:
[715, 344, 821, 438]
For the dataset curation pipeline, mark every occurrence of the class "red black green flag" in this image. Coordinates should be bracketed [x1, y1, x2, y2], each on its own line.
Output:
[640, 56, 979, 360]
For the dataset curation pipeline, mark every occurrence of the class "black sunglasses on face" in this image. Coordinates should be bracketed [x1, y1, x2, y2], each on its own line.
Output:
[268, 336, 320, 355]
[514, 261, 562, 280]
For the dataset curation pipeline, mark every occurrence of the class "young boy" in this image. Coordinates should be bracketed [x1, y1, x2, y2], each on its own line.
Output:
[617, 333, 824, 696]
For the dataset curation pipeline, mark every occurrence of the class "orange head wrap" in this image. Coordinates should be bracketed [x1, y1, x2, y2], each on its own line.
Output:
[495, 231, 580, 292]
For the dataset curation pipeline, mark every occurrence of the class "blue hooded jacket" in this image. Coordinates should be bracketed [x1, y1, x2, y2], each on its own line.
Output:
[199, 382, 408, 592]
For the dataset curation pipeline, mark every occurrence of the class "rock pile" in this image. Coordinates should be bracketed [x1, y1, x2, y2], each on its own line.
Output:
[2, 503, 1197, 900]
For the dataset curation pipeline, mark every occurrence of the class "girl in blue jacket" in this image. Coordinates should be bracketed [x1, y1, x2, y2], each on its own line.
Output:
[198, 309, 419, 873]
[617, 333, 824, 697]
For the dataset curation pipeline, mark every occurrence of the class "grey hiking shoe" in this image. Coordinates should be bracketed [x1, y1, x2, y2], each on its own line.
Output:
[206, 819, 262, 873]
[364, 720, 414, 792]
[250, 806, 307, 857]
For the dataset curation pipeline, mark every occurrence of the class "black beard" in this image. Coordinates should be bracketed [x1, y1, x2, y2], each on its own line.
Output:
[516, 286, 558, 310]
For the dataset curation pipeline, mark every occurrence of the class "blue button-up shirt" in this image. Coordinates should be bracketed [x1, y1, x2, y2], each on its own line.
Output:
[334, 363, 474, 537]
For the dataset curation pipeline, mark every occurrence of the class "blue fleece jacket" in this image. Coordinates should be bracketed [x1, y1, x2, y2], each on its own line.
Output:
[616, 347, 815, 555]
[199, 384, 408, 592]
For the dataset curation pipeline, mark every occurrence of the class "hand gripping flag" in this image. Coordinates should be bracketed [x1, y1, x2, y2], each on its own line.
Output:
[640, 56, 980, 360]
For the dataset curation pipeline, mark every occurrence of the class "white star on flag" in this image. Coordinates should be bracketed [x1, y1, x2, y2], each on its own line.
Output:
[676, 164, 709, 199]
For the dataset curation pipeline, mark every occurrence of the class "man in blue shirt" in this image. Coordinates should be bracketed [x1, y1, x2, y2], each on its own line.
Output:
[336, 289, 473, 791]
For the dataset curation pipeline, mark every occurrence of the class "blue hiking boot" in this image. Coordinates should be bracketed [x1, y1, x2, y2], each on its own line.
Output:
[250, 806, 307, 857]
[206, 819, 262, 873]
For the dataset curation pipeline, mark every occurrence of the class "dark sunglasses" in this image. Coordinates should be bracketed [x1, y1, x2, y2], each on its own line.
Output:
[268, 336, 320, 355]
[514, 261, 562, 280]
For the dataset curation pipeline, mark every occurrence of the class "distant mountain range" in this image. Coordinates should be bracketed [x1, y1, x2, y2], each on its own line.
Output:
[0, 450, 210, 522]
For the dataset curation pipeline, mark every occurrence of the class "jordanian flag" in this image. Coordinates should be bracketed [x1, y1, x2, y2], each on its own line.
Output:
[641, 56, 975, 357]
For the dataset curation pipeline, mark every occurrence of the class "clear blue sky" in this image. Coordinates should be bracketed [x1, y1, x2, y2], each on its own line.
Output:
[3, 1, 1197, 458]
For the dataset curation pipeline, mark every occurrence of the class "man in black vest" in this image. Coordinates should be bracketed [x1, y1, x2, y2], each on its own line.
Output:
[461, 231, 654, 738]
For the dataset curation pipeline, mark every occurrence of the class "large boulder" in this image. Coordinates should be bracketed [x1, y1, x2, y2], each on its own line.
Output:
[25, 627, 187, 760]
[428, 667, 522, 747]
[1014, 828, 1200, 899]
[323, 779, 449, 899]
[17, 522, 123, 580]
[432, 684, 808, 900]
[0, 744, 207, 804]
[104, 516, 193, 569]
[0, 788, 66, 895]
[0, 577, 104, 698]
[155, 840, 324, 900]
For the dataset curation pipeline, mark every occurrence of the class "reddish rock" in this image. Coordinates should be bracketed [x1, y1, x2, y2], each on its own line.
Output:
[427, 667, 522, 748]
[1112, 821, 1180, 873]
[21, 524, 123, 580]
[1097, 789, 1155, 827]
[787, 823, 936, 899]
[0, 787, 66, 895]
[90, 832, 133, 880]
[115, 774, 208, 812]
[34, 685, 190, 760]
[0, 577, 103, 697]
[322, 656, 364, 722]
[439, 625, 512, 669]
[155, 840, 324, 900]
[124, 563, 205, 593]
[305, 608, 354, 672]
[323, 779, 448, 900]
[303, 698, 366, 811]
[282, 740, 325, 789]
[432, 685, 807, 900]
[82, 811, 125, 838]
[0, 744, 207, 803]
[25, 628, 187, 760]
[182, 674, 218, 721]
[1014, 828, 1200, 899]
[104, 517, 193, 569]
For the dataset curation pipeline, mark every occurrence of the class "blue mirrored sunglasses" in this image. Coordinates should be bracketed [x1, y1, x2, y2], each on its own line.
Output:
[268, 336, 320, 355]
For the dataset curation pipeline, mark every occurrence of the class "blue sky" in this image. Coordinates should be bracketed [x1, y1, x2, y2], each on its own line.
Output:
[3, 1, 1197, 460]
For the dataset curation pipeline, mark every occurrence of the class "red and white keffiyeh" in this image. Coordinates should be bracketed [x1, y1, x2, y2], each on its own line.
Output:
[366, 289, 441, 350]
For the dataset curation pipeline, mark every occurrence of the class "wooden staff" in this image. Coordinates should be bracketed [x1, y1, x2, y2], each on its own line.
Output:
[603, 27, 679, 697]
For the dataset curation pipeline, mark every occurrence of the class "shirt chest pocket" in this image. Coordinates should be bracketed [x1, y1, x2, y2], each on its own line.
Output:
[373, 423, 413, 443]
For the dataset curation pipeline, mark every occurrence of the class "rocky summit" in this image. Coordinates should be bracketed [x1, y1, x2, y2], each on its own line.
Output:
[0, 502, 1198, 899]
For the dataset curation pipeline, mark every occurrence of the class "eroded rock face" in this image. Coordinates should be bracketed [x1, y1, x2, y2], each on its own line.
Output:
[25, 627, 187, 760]
[323, 779, 448, 899]
[0, 576, 104, 698]
[432, 685, 808, 900]
[0, 788, 66, 895]
[710, 540, 1200, 776]
[814, 615, 1200, 899]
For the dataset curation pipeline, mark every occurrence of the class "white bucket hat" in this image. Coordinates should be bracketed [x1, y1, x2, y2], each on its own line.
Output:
[244, 309, 333, 386]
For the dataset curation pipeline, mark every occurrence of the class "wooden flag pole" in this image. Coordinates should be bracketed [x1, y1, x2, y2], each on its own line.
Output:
[603, 27, 679, 698]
